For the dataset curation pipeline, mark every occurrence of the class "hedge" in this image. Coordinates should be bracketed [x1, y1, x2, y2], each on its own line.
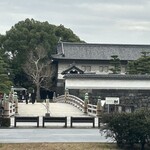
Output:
[100, 109, 150, 150]
[0, 117, 10, 127]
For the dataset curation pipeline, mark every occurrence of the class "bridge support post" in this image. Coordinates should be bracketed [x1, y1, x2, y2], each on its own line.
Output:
[45, 96, 50, 117]
[84, 93, 88, 113]
[3, 95, 9, 118]
[14, 92, 18, 114]
[97, 97, 102, 117]
[65, 88, 69, 102]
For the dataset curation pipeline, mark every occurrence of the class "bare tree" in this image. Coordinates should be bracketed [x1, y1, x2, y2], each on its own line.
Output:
[23, 45, 54, 101]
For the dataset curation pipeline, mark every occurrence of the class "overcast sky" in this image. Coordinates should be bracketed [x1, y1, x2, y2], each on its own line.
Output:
[1, 0, 150, 44]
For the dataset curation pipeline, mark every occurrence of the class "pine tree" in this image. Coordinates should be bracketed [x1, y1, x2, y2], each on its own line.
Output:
[0, 56, 12, 94]
[127, 52, 150, 75]
[109, 55, 121, 74]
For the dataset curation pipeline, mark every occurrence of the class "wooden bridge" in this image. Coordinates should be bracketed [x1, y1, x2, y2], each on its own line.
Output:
[54, 94, 102, 117]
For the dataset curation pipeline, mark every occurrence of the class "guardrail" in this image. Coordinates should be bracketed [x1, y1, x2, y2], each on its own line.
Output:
[54, 94, 101, 116]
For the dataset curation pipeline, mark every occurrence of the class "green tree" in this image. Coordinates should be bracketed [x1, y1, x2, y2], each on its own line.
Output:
[1, 18, 82, 94]
[0, 56, 12, 94]
[0, 34, 10, 64]
[55, 24, 81, 42]
[127, 52, 150, 75]
[109, 55, 121, 74]
[3, 19, 81, 68]
[2, 19, 57, 87]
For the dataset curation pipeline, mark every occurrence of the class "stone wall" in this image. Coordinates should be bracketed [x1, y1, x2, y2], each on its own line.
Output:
[92, 89, 150, 109]
[69, 89, 150, 110]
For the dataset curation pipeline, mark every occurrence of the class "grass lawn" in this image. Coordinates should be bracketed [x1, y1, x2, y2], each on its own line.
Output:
[0, 143, 120, 150]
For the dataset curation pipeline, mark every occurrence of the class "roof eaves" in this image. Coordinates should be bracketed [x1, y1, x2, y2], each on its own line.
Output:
[64, 74, 150, 80]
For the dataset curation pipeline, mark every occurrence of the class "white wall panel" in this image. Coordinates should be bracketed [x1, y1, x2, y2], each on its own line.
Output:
[65, 78, 150, 89]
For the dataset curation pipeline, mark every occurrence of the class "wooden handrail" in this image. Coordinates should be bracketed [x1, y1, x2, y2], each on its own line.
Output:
[54, 94, 98, 116]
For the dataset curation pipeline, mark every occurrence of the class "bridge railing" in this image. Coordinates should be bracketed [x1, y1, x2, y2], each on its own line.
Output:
[66, 94, 84, 111]
[87, 104, 97, 115]
[54, 94, 100, 116]
[2, 101, 16, 117]
[53, 95, 65, 102]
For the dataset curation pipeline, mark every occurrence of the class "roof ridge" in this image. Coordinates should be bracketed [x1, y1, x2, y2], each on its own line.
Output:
[64, 74, 150, 80]
[62, 42, 150, 46]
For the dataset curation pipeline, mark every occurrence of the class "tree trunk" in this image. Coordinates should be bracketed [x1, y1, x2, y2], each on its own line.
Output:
[36, 83, 40, 101]
[141, 141, 145, 150]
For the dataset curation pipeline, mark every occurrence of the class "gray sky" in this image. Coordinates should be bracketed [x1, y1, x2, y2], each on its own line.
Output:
[1, 0, 150, 44]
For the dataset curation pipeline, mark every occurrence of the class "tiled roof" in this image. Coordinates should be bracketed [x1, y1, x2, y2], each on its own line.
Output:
[52, 42, 150, 61]
[64, 74, 150, 80]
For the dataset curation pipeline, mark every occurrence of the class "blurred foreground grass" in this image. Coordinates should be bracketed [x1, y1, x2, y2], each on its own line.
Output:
[0, 143, 120, 150]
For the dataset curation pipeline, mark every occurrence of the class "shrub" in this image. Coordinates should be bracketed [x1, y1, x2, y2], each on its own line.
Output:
[101, 110, 150, 150]
[0, 117, 10, 127]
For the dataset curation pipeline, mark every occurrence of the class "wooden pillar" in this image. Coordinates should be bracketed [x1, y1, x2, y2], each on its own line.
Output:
[45, 96, 50, 117]
[14, 92, 18, 114]
[65, 88, 69, 102]
[84, 93, 88, 114]
[97, 98, 102, 117]
[3, 100, 9, 118]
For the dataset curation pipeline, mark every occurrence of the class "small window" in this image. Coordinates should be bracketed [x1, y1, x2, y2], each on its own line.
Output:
[86, 66, 91, 72]
[81, 66, 86, 72]
[121, 66, 126, 73]
[82, 66, 91, 72]
[103, 66, 108, 72]
[99, 66, 103, 72]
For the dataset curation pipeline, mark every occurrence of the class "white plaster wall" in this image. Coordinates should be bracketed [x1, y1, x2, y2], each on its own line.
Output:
[58, 62, 126, 79]
[58, 62, 111, 79]
[65, 78, 150, 90]
[58, 63, 69, 79]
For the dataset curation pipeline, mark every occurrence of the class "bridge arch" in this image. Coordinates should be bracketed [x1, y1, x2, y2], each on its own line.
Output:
[54, 94, 100, 116]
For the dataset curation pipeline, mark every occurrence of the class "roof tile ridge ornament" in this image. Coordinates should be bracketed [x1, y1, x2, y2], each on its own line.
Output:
[70, 61, 76, 67]
[61, 42, 65, 57]
[58, 37, 65, 57]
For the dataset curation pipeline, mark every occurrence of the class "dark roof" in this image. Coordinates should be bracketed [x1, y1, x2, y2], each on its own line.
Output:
[61, 65, 84, 75]
[64, 74, 150, 80]
[12, 87, 27, 91]
[52, 42, 150, 61]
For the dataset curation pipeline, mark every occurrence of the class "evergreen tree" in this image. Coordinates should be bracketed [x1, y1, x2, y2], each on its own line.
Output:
[127, 52, 150, 75]
[0, 18, 83, 99]
[109, 55, 121, 74]
[0, 56, 12, 94]
[1, 18, 82, 88]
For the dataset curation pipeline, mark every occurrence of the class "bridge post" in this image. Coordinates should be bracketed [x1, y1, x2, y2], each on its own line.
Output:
[84, 93, 88, 113]
[3, 94, 9, 118]
[65, 88, 69, 102]
[53, 92, 56, 101]
[97, 96, 102, 117]
[14, 92, 18, 114]
[45, 95, 50, 117]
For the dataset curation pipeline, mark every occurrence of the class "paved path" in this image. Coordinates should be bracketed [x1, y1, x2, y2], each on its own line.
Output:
[0, 102, 112, 143]
[0, 128, 112, 143]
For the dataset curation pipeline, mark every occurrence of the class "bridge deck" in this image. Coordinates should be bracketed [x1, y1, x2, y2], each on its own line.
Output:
[10, 102, 100, 127]
[17, 102, 87, 117]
